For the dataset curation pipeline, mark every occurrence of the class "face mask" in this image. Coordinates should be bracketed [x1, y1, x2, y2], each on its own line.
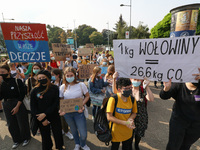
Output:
[51, 76, 56, 81]
[132, 81, 141, 87]
[38, 78, 48, 85]
[51, 57, 55, 60]
[0, 74, 9, 79]
[102, 54, 105, 57]
[33, 69, 40, 74]
[109, 60, 114, 64]
[192, 82, 199, 87]
[103, 62, 107, 65]
[78, 60, 82, 63]
[66, 76, 75, 83]
[66, 57, 70, 61]
[122, 89, 132, 98]
[93, 59, 96, 61]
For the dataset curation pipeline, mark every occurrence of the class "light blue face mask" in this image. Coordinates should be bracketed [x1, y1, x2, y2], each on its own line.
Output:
[132, 81, 141, 87]
[51, 76, 56, 81]
[78, 60, 82, 63]
[103, 62, 107, 65]
[66, 76, 75, 83]
[109, 60, 114, 64]
[33, 69, 40, 74]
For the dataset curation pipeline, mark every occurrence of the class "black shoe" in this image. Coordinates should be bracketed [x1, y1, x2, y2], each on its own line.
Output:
[0, 109, 3, 113]
[154, 85, 158, 88]
[12, 143, 20, 149]
[135, 145, 140, 150]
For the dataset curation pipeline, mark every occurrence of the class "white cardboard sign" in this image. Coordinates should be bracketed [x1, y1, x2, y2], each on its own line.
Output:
[113, 36, 200, 82]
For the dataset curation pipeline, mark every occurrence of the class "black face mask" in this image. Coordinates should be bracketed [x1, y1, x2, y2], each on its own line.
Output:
[0, 74, 9, 79]
[38, 79, 48, 85]
[192, 82, 199, 87]
[122, 89, 132, 98]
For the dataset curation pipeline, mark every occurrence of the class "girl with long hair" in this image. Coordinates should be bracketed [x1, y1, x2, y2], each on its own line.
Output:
[88, 66, 109, 119]
[59, 67, 90, 150]
[30, 70, 64, 150]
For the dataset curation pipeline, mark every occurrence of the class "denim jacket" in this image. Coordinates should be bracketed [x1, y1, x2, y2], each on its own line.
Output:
[88, 77, 109, 94]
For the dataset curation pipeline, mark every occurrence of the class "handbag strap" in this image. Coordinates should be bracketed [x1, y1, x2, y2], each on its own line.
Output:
[15, 78, 21, 95]
[79, 83, 84, 97]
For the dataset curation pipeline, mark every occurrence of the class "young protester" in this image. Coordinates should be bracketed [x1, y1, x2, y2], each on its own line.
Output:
[76, 57, 82, 66]
[9, 63, 25, 81]
[90, 55, 98, 64]
[49, 55, 59, 69]
[30, 70, 64, 150]
[27, 63, 43, 94]
[104, 65, 115, 98]
[100, 58, 108, 77]
[51, 69, 74, 140]
[107, 77, 137, 150]
[97, 51, 107, 64]
[130, 78, 154, 150]
[108, 56, 114, 65]
[59, 67, 90, 150]
[105, 50, 110, 58]
[65, 52, 78, 70]
[0, 64, 31, 149]
[88, 66, 109, 119]
[82, 56, 90, 65]
[159, 69, 200, 150]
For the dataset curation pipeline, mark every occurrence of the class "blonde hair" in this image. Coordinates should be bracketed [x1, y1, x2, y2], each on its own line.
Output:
[91, 66, 101, 83]
[105, 65, 115, 78]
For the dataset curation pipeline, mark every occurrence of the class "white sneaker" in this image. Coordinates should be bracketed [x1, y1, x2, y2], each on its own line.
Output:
[74, 144, 80, 150]
[81, 145, 90, 150]
[65, 132, 74, 140]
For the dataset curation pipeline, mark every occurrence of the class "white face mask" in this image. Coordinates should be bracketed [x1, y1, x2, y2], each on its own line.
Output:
[66, 57, 70, 61]
[51, 57, 55, 60]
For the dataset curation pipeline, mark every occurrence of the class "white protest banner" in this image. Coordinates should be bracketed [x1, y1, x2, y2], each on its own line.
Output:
[78, 48, 92, 56]
[113, 36, 200, 82]
[52, 43, 71, 61]
[60, 98, 83, 113]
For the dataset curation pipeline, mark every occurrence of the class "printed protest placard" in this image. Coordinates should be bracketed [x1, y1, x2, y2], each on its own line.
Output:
[79, 64, 97, 79]
[78, 48, 92, 56]
[85, 43, 94, 48]
[113, 36, 200, 82]
[94, 47, 104, 52]
[0, 23, 50, 62]
[60, 98, 83, 113]
[52, 43, 71, 61]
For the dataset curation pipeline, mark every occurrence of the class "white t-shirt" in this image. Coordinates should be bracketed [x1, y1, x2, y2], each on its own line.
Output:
[59, 82, 88, 99]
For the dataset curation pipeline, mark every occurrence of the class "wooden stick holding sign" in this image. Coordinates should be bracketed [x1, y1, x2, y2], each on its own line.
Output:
[52, 43, 71, 61]
[60, 98, 83, 113]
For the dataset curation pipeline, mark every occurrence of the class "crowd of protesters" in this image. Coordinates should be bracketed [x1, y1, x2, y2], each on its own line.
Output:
[0, 49, 200, 150]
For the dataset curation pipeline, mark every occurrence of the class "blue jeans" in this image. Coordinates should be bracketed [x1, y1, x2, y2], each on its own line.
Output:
[92, 105, 100, 118]
[64, 112, 87, 147]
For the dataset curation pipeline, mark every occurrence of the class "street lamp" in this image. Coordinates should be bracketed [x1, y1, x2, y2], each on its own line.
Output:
[106, 22, 109, 50]
[120, 0, 132, 39]
[2, 13, 14, 22]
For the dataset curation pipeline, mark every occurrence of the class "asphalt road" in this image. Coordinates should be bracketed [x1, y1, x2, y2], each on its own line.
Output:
[0, 83, 200, 150]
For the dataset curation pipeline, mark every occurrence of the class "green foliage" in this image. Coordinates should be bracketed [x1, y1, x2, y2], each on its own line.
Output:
[196, 9, 200, 35]
[150, 13, 171, 38]
[132, 22, 150, 39]
[89, 31, 103, 45]
[47, 25, 67, 49]
[75, 24, 97, 46]
[114, 14, 127, 39]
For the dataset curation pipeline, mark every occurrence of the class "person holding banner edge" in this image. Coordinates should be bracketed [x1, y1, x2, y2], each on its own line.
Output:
[159, 68, 200, 150]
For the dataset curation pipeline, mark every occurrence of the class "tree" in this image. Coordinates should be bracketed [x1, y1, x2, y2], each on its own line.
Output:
[75, 24, 97, 46]
[47, 25, 67, 49]
[114, 14, 127, 39]
[133, 22, 150, 39]
[102, 29, 115, 47]
[89, 31, 103, 45]
[150, 13, 171, 38]
[150, 9, 200, 38]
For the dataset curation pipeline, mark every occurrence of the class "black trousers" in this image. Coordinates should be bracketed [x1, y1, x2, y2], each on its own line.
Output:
[167, 112, 200, 150]
[39, 113, 63, 150]
[111, 137, 133, 150]
[3, 100, 31, 143]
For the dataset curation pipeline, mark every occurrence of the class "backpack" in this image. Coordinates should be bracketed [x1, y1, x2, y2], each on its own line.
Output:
[94, 94, 135, 146]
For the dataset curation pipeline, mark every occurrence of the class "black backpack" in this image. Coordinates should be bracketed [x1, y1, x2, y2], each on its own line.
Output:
[94, 94, 135, 146]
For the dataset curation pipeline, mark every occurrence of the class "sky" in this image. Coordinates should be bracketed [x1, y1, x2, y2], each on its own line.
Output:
[1, 0, 200, 32]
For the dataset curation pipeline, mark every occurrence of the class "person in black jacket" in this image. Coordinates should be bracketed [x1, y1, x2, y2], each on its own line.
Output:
[160, 69, 200, 150]
[30, 70, 64, 150]
[0, 64, 31, 149]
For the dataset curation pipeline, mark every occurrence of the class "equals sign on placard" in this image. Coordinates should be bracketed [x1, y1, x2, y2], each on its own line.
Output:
[145, 59, 159, 64]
